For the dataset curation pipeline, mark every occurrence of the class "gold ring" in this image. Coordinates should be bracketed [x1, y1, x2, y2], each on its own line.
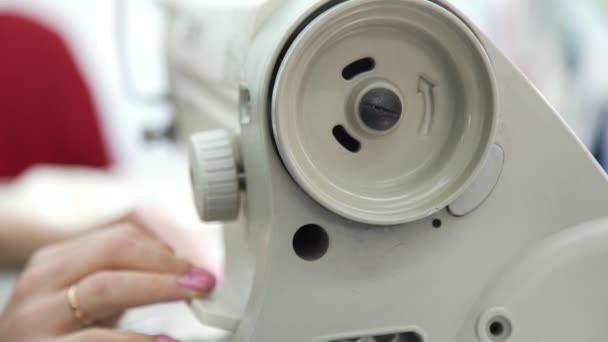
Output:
[67, 285, 89, 323]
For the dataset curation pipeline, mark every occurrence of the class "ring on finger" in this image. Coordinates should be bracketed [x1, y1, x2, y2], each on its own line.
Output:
[67, 284, 94, 326]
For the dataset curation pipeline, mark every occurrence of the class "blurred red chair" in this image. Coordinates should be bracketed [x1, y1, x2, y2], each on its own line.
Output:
[0, 13, 110, 179]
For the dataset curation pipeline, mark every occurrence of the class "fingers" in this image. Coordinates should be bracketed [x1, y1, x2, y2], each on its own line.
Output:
[64, 226, 190, 286]
[23, 224, 192, 291]
[54, 329, 178, 342]
[51, 269, 215, 331]
[78, 270, 216, 319]
[3, 209, 199, 342]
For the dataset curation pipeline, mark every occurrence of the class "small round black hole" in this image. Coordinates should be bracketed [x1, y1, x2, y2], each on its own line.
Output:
[293, 224, 329, 261]
[489, 321, 505, 336]
[432, 219, 442, 228]
[486, 315, 512, 341]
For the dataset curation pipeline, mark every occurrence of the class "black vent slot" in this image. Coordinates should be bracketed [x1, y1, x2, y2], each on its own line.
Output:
[342, 57, 376, 80]
[333, 125, 361, 153]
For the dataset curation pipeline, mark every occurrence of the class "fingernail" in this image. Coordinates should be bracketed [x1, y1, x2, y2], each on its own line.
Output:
[155, 336, 180, 342]
[178, 267, 216, 292]
[190, 266, 213, 277]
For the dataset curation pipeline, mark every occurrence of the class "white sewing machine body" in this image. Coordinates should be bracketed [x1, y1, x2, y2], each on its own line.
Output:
[173, 0, 608, 341]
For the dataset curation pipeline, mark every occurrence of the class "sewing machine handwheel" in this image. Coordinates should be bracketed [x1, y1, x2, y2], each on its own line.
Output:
[271, 0, 497, 225]
[189, 130, 241, 222]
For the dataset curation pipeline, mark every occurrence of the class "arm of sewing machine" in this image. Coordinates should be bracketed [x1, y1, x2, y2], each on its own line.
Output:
[168, 1, 608, 341]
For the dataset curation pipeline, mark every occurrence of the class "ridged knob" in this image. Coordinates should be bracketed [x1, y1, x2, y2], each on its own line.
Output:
[189, 130, 240, 222]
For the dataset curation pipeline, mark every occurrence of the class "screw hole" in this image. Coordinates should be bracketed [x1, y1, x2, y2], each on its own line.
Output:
[487, 316, 512, 341]
[333, 125, 361, 153]
[293, 224, 329, 261]
[342, 57, 376, 80]
[489, 322, 504, 336]
[432, 219, 442, 228]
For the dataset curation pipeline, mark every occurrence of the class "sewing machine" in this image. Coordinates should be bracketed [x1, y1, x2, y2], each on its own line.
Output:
[169, 0, 608, 341]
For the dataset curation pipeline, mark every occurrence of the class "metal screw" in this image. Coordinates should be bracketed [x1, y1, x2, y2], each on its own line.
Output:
[358, 87, 403, 132]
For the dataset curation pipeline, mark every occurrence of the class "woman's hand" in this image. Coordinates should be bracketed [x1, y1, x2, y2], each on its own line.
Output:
[0, 218, 216, 342]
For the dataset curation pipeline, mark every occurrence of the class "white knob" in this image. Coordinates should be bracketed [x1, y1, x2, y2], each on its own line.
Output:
[189, 130, 240, 222]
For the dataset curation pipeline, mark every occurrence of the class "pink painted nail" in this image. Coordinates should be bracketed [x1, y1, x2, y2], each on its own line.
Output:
[178, 267, 216, 292]
[155, 335, 180, 342]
